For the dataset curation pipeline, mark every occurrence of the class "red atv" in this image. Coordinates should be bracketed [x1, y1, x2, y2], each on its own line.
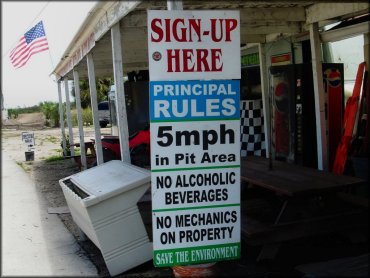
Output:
[101, 127, 150, 167]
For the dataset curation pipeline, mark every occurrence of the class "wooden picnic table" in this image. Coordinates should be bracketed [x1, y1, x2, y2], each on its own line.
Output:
[240, 156, 367, 261]
[241, 156, 364, 197]
[71, 141, 96, 156]
[68, 141, 96, 170]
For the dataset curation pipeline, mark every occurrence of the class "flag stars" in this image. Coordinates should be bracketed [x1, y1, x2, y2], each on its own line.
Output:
[25, 22, 46, 44]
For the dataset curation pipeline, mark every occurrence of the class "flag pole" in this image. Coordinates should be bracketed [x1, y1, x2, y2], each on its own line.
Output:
[40, 20, 55, 70]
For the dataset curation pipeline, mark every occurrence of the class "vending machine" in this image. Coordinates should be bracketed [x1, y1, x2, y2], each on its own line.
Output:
[269, 63, 344, 169]
[323, 63, 345, 170]
[109, 79, 150, 137]
[124, 80, 150, 135]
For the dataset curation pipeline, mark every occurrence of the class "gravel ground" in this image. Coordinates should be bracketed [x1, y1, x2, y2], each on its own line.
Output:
[1, 126, 174, 277]
[2, 125, 368, 277]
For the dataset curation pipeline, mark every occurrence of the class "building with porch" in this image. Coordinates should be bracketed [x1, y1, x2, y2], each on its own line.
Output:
[52, 2, 369, 275]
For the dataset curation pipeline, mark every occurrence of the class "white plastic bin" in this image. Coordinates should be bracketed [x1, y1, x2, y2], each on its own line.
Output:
[59, 160, 152, 276]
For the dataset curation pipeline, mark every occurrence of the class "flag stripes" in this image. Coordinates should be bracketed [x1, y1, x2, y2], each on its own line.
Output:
[9, 21, 49, 69]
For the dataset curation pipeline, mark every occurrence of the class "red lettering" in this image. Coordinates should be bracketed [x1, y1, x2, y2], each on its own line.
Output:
[167, 49, 181, 72]
[151, 18, 163, 42]
[165, 18, 171, 42]
[188, 19, 201, 42]
[151, 17, 237, 43]
[225, 19, 237, 41]
[196, 49, 210, 72]
[151, 18, 203, 43]
[166, 49, 223, 73]
[210, 18, 237, 42]
[210, 19, 224, 42]
[211, 49, 223, 71]
[183, 49, 195, 72]
[173, 19, 186, 42]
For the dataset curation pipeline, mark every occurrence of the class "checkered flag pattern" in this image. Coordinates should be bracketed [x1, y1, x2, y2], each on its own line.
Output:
[240, 99, 266, 157]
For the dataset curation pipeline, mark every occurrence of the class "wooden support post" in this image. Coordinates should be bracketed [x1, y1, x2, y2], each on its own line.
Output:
[364, 33, 369, 72]
[167, 0, 183, 10]
[309, 22, 328, 171]
[259, 43, 270, 158]
[111, 23, 131, 164]
[73, 69, 87, 170]
[87, 53, 104, 165]
[57, 81, 67, 156]
[64, 78, 75, 156]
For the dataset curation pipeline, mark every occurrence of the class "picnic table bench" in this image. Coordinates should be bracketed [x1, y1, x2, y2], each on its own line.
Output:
[240, 156, 368, 261]
[66, 141, 96, 170]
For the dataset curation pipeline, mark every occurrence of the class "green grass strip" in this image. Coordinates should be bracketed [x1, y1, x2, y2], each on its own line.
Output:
[153, 203, 240, 213]
[45, 155, 65, 162]
[151, 164, 240, 172]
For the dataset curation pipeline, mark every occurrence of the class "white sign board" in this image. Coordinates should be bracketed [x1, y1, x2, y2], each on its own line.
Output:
[148, 10, 241, 267]
[21, 132, 35, 148]
[148, 10, 240, 81]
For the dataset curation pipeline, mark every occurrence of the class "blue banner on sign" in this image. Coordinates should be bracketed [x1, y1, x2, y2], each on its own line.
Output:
[150, 80, 240, 121]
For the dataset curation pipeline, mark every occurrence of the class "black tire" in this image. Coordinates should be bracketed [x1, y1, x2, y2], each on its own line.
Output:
[130, 144, 150, 167]
[99, 122, 108, 128]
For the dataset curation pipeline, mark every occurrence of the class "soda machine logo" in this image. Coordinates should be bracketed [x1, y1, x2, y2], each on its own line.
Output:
[274, 82, 289, 114]
[325, 69, 341, 88]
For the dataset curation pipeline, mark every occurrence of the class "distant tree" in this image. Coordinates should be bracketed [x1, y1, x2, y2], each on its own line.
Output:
[7, 105, 40, 118]
[39, 101, 60, 127]
[71, 78, 113, 108]
[40, 101, 54, 120]
[97, 78, 113, 100]
[8, 108, 19, 119]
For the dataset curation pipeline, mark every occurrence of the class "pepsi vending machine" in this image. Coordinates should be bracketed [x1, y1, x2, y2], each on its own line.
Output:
[270, 63, 344, 169]
[323, 64, 345, 170]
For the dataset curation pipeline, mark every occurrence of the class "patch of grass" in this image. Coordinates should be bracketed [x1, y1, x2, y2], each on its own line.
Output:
[45, 135, 58, 143]
[45, 155, 64, 162]
[37, 135, 58, 146]
[74, 147, 81, 156]
[16, 161, 32, 172]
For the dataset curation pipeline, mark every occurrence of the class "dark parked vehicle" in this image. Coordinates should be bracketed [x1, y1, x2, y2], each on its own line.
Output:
[98, 101, 110, 128]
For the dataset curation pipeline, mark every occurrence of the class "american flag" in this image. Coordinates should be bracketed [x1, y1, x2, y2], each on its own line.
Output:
[9, 21, 49, 69]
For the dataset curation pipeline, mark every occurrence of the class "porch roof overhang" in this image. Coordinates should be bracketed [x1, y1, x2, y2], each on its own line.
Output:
[51, 1, 370, 81]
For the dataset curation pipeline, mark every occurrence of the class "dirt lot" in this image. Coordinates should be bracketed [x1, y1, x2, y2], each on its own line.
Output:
[1, 125, 249, 277]
[1, 125, 250, 277]
[1, 120, 177, 277]
[2, 115, 368, 277]
[2, 125, 108, 276]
